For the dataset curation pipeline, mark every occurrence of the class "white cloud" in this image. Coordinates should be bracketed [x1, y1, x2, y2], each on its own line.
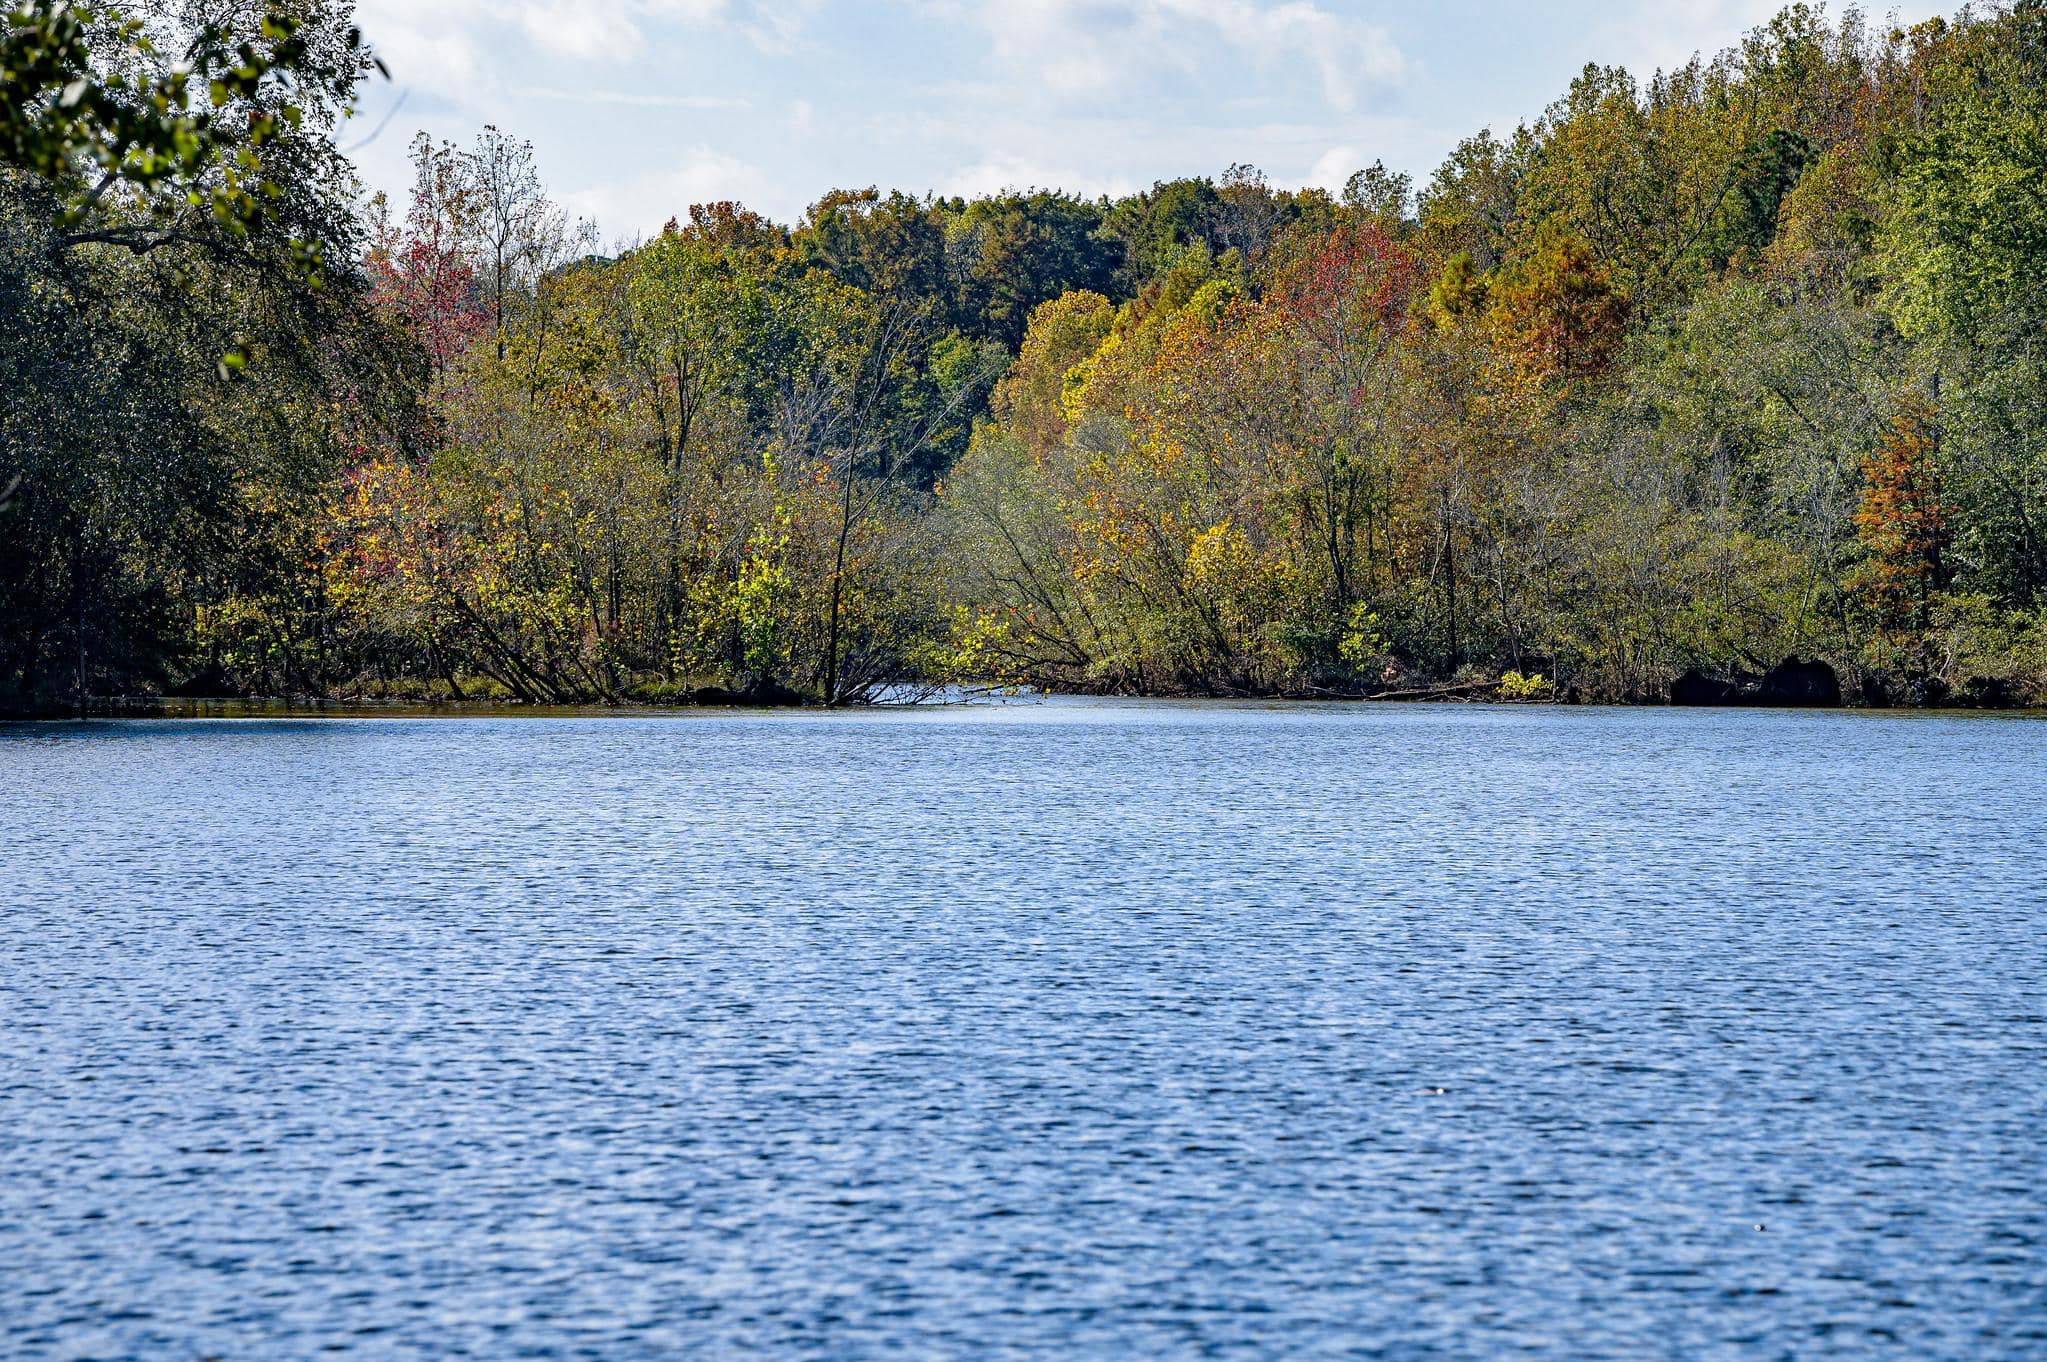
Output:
[1586, 0, 1949, 81]
[1195, 1, 1405, 110]
[1306, 144, 1358, 194]
[986, 0, 1403, 111]
[354, 0, 817, 101]
[526, 87, 750, 110]
[355, 0, 502, 107]
[518, 0, 641, 61]
[557, 146, 778, 240]
[939, 152, 1136, 201]
[1585, 0, 1780, 78]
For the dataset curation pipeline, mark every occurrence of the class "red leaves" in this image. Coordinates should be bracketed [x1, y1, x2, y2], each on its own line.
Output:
[366, 233, 489, 375]
[1265, 220, 1421, 348]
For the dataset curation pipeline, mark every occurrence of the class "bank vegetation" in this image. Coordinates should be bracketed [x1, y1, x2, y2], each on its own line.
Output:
[6, 0, 2047, 713]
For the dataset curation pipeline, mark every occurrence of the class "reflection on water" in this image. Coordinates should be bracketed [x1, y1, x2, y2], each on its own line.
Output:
[3, 703, 2044, 1359]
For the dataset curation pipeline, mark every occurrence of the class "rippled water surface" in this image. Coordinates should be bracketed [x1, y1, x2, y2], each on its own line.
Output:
[4, 703, 2045, 1360]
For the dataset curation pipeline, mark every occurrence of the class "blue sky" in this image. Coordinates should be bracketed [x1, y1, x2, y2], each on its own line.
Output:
[347, 1, 1947, 242]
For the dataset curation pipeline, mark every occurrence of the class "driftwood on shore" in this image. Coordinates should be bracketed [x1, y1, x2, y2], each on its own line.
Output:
[1361, 680, 1505, 702]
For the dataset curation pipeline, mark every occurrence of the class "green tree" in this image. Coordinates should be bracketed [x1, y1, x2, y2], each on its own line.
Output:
[1881, 1, 2047, 605]
[3, 0, 382, 283]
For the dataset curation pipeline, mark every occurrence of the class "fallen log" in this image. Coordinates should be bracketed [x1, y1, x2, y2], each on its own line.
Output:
[1362, 679, 1504, 702]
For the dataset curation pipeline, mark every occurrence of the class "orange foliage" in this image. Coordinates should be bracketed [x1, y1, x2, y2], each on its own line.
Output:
[1853, 394, 1947, 638]
[1486, 227, 1628, 389]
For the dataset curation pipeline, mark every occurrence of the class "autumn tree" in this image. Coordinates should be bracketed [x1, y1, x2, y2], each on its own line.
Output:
[1487, 223, 1629, 392]
[992, 290, 1116, 461]
[1261, 220, 1420, 621]
[366, 135, 487, 394]
[1854, 394, 1948, 665]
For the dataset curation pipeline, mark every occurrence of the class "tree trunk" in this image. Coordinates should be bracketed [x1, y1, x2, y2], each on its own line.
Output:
[74, 596, 87, 719]
[822, 469, 856, 706]
[1445, 523, 1459, 672]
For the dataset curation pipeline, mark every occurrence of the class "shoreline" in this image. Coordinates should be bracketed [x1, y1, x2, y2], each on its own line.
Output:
[6, 691, 2044, 722]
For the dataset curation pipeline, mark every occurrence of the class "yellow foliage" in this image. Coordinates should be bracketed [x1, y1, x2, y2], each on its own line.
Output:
[1498, 670, 1556, 700]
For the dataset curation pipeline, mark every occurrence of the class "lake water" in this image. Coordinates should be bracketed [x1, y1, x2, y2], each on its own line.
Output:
[3, 702, 2044, 1360]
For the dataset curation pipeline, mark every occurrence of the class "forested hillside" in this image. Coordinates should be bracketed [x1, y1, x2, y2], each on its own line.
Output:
[5, 0, 2047, 712]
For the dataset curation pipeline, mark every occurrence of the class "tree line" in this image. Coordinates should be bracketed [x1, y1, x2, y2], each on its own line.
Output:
[4, 0, 2046, 713]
